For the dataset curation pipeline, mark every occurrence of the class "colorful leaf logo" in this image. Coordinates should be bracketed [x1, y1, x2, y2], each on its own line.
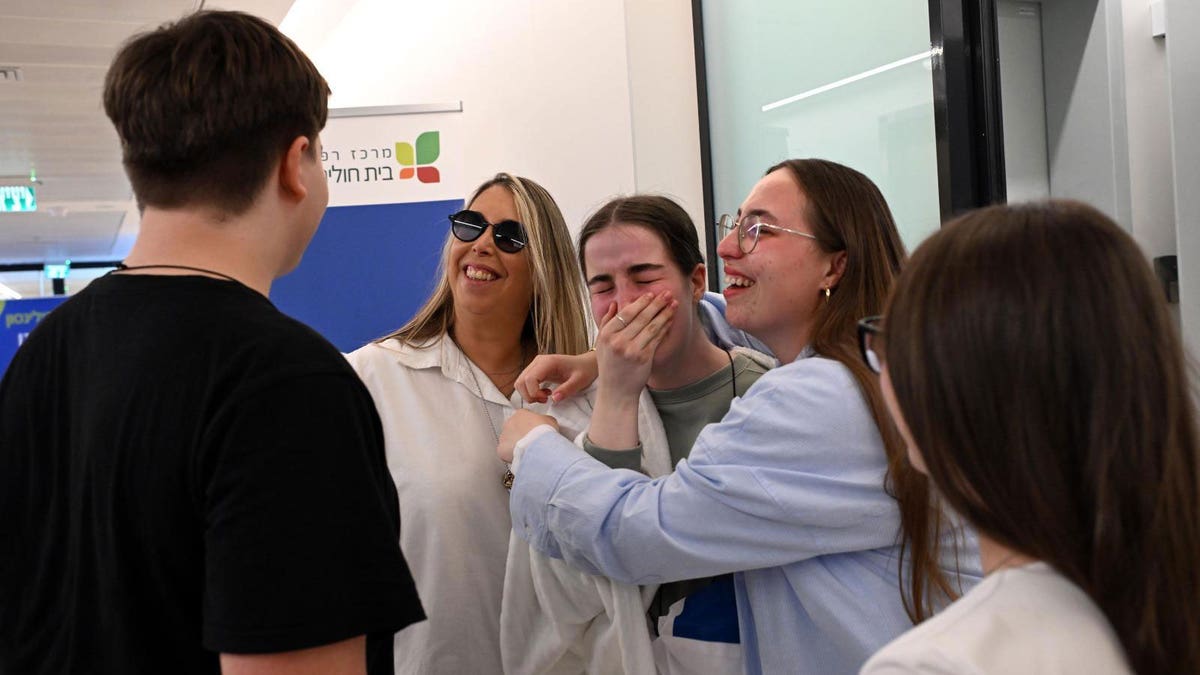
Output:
[395, 131, 441, 183]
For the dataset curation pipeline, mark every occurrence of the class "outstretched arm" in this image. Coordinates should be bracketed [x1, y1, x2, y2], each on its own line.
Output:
[509, 359, 901, 585]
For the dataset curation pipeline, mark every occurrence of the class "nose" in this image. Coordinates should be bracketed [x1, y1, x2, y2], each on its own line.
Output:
[615, 283, 642, 310]
[470, 225, 496, 254]
[716, 226, 741, 261]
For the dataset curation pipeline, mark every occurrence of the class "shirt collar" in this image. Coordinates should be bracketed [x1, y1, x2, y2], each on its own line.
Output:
[381, 334, 518, 407]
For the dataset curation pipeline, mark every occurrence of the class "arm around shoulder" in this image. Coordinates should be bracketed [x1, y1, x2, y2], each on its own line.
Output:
[510, 358, 900, 583]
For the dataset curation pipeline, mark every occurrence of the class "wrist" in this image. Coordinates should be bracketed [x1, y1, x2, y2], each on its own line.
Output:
[511, 424, 558, 475]
[596, 368, 646, 401]
[593, 387, 641, 416]
[589, 389, 641, 450]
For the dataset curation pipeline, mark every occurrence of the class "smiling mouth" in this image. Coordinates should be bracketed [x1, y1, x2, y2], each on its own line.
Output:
[724, 274, 755, 288]
[465, 265, 498, 281]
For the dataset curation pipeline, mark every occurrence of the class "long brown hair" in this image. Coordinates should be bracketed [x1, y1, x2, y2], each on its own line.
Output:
[885, 200, 1200, 673]
[380, 173, 590, 355]
[768, 159, 958, 621]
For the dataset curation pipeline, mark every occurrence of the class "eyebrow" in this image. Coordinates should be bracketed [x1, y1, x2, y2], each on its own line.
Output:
[628, 263, 666, 275]
[586, 262, 667, 286]
[739, 208, 774, 221]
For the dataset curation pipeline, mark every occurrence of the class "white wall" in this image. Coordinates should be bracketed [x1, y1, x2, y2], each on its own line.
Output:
[1121, 0, 1176, 260]
[998, 1, 1052, 202]
[281, 0, 704, 246]
[1041, 0, 1134, 229]
[1165, 0, 1200, 358]
[623, 0, 705, 238]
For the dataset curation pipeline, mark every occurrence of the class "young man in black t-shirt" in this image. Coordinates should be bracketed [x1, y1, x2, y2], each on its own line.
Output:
[0, 11, 424, 674]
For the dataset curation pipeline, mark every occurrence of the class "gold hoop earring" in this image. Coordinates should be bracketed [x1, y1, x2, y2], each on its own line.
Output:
[823, 287, 831, 302]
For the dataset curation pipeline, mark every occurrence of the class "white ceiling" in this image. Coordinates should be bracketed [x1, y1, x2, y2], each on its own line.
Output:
[0, 0, 295, 298]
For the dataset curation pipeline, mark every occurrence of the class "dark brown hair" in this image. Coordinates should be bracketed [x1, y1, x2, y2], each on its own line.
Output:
[103, 10, 331, 214]
[885, 200, 1200, 673]
[767, 159, 958, 621]
[577, 195, 704, 278]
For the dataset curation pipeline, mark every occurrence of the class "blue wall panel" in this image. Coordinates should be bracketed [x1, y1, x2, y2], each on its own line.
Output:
[0, 296, 69, 375]
[271, 199, 462, 352]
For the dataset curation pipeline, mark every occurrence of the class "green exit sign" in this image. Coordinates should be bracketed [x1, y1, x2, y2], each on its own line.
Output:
[0, 185, 37, 212]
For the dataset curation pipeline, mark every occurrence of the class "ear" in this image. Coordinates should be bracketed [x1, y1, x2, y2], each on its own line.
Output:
[690, 263, 707, 303]
[278, 135, 311, 202]
[823, 251, 848, 290]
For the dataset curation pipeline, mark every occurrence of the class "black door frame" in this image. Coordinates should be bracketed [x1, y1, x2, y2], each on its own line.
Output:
[692, 0, 1007, 289]
[929, 0, 1007, 217]
[689, 0, 722, 289]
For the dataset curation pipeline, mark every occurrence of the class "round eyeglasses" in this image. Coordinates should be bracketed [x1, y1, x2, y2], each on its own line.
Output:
[717, 214, 818, 254]
[857, 315, 885, 375]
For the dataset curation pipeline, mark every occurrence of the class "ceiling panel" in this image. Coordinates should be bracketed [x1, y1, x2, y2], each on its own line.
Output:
[0, 0, 297, 297]
[0, 16, 157, 48]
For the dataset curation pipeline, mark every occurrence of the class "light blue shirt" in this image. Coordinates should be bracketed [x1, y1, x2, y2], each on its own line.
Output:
[699, 291, 774, 357]
[511, 350, 976, 674]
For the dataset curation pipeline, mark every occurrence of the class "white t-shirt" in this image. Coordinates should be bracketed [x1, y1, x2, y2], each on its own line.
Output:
[860, 562, 1131, 674]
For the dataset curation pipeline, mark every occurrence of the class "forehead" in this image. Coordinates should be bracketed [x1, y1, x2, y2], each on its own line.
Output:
[583, 224, 674, 273]
[468, 185, 519, 222]
[739, 170, 806, 221]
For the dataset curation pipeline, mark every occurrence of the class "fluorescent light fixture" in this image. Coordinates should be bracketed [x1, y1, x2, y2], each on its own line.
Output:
[0, 282, 21, 300]
[761, 48, 939, 113]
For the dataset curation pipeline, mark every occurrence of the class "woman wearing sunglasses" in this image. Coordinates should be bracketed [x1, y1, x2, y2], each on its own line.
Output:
[498, 159, 975, 674]
[859, 201, 1199, 674]
[346, 173, 592, 674]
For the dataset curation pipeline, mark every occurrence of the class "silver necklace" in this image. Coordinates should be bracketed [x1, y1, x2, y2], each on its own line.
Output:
[462, 353, 517, 490]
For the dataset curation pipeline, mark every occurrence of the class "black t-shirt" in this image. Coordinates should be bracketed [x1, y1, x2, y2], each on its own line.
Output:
[0, 274, 424, 674]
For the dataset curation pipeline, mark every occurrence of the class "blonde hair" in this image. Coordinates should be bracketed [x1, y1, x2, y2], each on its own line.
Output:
[379, 173, 590, 355]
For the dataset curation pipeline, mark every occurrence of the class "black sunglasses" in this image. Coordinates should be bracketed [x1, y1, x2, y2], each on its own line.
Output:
[857, 315, 885, 375]
[449, 209, 528, 254]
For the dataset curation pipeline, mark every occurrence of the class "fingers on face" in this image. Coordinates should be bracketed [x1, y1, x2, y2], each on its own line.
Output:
[608, 310, 673, 357]
[599, 301, 619, 330]
[607, 292, 672, 335]
[638, 302, 676, 350]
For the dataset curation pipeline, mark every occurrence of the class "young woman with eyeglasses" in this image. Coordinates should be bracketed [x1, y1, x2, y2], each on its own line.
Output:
[345, 173, 593, 674]
[859, 200, 1199, 674]
[498, 159, 976, 674]
[501, 195, 774, 675]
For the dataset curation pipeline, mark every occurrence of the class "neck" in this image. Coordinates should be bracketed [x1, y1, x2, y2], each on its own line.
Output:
[978, 533, 1038, 575]
[767, 331, 809, 365]
[451, 312, 528, 392]
[647, 322, 730, 390]
[123, 205, 293, 297]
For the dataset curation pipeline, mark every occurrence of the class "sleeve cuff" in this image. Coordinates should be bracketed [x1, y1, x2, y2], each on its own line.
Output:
[582, 435, 644, 471]
[511, 424, 559, 475]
